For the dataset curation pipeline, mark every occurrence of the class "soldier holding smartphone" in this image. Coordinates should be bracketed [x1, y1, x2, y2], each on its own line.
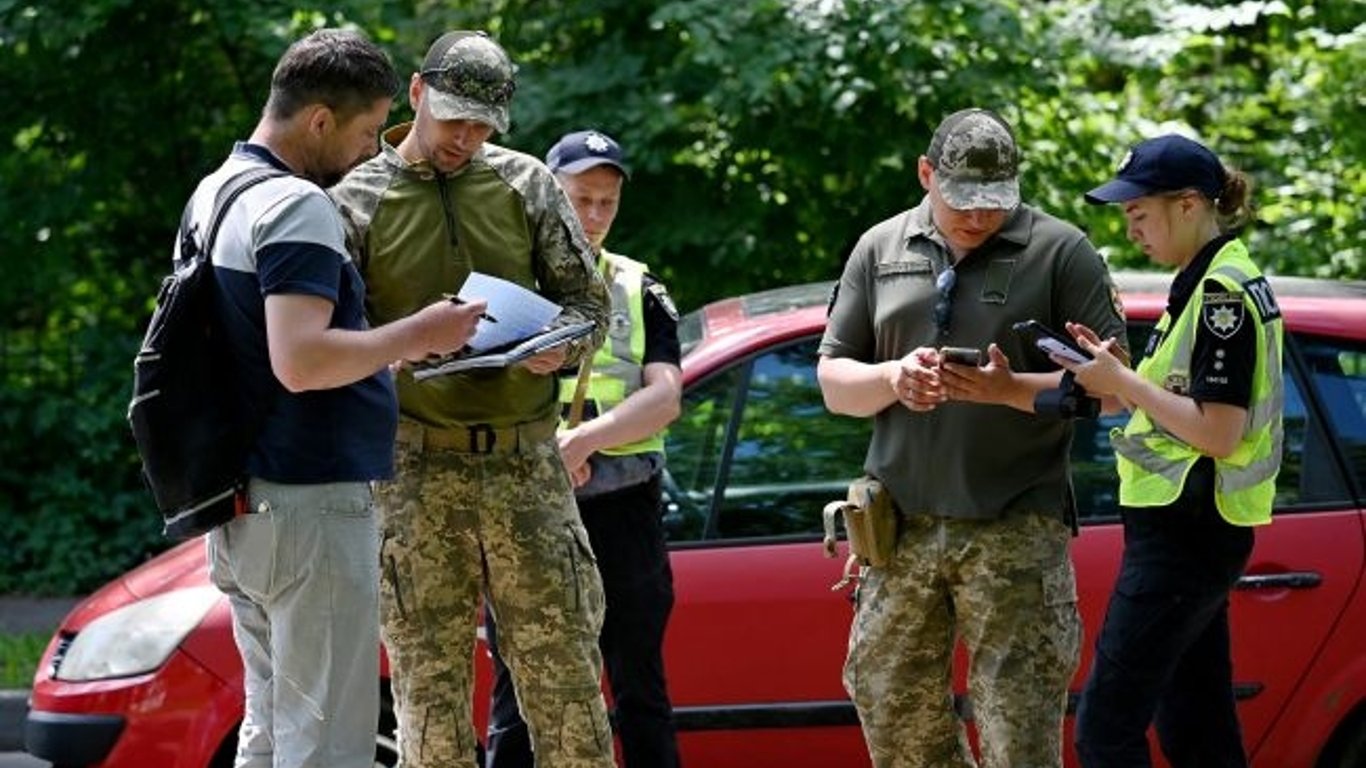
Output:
[817, 107, 1128, 768]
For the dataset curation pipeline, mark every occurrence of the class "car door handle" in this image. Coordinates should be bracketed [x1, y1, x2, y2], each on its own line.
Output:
[1235, 572, 1322, 590]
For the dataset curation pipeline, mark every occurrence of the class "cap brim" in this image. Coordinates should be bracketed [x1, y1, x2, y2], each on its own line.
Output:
[550, 156, 630, 179]
[425, 89, 509, 133]
[939, 177, 1019, 211]
[1084, 178, 1152, 205]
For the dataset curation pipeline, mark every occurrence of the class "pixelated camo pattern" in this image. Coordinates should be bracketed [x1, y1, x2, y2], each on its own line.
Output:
[428, 34, 516, 105]
[376, 438, 613, 768]
[937, 113, 1016, 181]
[844, 513, 1081, 768]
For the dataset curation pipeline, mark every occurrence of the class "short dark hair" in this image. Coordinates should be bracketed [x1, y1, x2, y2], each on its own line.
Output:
[264, 29, 401, 122]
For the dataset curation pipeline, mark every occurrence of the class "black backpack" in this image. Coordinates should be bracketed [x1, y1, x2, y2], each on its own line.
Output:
[129, 167, 286, 539]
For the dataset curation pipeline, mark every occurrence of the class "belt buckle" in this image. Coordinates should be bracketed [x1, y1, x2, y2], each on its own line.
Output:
[468, 424, 497, 454]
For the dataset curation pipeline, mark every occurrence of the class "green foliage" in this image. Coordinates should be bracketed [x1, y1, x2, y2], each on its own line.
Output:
[0, 632, 50, 688]
[0, 0, 376, 593]
[1, 0, 1362, 594]
[1034, 0, 1366, 273]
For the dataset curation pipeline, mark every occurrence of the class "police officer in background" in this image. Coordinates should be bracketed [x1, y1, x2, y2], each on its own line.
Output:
[817, 107, 1128, 768]
[1062, 135, 1283, 768]
[484, 129, 684, 768]
[330, 32, 615, 768]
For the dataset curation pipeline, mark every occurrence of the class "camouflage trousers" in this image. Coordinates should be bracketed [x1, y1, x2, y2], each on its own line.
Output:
[376, 433, 613, 768]
[844, 513, 1081, 768]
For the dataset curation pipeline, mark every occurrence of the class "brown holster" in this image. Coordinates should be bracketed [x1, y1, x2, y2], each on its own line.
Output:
[822, 475, 900, 589]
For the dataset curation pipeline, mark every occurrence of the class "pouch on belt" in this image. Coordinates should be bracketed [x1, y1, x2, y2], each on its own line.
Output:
[822, 475, 899, 589]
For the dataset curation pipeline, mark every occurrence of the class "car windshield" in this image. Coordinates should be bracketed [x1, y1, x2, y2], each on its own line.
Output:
[679, 282, 833, 357]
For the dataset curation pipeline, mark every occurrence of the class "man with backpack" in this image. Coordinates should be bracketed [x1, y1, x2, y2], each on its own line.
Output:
[183, 29, 485, 768]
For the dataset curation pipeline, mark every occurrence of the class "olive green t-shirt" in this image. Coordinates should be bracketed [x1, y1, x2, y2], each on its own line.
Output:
[819, 200, 1128, 521]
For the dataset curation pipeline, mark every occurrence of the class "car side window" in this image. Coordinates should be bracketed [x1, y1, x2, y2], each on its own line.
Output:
[713, 339, 867, 540]
[1071, 323, 1150, 523]
[1275, 348, 1350, 507]
[1295, 335, 1366, 500]
[1070, 412, 1126, 522]
[662, 337, 871, 543]
[662, 364, 744, 543]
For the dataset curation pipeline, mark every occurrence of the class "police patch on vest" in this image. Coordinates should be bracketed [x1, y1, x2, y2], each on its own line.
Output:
[1203, 292, 1245, 340]
[647, 281, 679, 321]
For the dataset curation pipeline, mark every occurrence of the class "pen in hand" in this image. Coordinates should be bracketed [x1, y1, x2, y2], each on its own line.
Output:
[443, 293, 497, 323]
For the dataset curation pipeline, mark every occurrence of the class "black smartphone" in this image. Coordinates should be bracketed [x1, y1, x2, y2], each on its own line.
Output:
[1012, 320, 1092, 364]
[939, 346, 983, 367]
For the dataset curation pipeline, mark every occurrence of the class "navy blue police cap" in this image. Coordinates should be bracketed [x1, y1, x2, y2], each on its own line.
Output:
[545, 130, 630, 179]
[1085, 134, 1226, 204]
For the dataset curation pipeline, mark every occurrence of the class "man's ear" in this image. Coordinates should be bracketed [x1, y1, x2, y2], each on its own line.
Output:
[917, 156, 934, 192]
[304, 104, 333, 137]
[408, 73, 424, 113]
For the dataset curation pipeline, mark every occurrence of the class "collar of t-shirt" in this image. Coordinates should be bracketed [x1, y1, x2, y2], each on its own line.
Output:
[233, 141, 296, 174]
[903, 199, 1031, 264]
[1165, 232, 1237, 321]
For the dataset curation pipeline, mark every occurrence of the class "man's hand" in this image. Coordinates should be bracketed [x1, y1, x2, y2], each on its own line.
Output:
[558, 426, 596, 488]
[940, 343, 1017, 405]
[402, 298, 488, 361]
[558, 425, 596, 475]
[520, 344, 569, 375]
[890, 347, 946, 411]
[567, 461, 592, 489]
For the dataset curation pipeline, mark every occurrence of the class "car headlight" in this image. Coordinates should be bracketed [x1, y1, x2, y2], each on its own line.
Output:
[55, 586, 221, 681]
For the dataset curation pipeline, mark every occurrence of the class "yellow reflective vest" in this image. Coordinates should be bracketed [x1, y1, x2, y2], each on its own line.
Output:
[557, 251, 665, 456]
[1111, 239, 1283, 526]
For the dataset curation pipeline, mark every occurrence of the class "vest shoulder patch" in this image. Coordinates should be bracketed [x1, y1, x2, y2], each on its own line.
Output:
[1242, 276, 1282, 323]
[647, 281, 679, 321]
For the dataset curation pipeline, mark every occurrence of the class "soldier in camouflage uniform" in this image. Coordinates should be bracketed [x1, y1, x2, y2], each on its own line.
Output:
[817, 108, 1129, 767]
[329, 31, 614, 768]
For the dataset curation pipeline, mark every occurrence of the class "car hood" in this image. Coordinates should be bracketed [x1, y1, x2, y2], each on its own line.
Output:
[60, 537, 210, 631]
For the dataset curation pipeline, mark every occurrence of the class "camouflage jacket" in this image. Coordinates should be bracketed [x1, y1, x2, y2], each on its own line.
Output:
[331, 122, 608, 428]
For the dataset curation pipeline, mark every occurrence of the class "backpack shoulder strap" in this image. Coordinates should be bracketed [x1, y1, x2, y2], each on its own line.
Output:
[179, 166, 291, 267]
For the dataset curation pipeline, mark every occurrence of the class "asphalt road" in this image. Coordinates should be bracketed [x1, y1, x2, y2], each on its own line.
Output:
[0, 753, 46, 767]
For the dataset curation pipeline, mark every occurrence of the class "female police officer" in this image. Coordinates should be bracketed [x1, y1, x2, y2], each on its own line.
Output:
[1056, 134, 1283, 768]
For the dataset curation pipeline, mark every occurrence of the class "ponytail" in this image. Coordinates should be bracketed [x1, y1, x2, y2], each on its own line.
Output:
[1215, 168, 1255, 233]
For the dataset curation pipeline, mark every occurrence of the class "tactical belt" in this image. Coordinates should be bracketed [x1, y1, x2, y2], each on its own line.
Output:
[395, 418, 557, 455]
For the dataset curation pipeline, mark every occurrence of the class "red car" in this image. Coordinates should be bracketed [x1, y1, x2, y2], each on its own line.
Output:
[24, 273, 1366, 767]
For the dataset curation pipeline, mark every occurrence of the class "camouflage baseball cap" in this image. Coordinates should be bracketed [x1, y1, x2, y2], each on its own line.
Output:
[420, 31, 516, 133]
[927, 108, 1020, 210]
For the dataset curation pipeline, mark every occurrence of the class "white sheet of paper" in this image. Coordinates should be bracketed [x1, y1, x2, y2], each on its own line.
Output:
[457, 272, 562, 353]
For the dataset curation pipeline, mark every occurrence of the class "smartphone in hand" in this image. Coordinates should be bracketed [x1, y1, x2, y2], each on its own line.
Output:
[1012, 320, 1092, 364]
[939, 346, 983, 367]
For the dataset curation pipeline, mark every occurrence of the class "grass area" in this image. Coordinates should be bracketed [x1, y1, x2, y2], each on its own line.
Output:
[0, 632, 51, 688]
